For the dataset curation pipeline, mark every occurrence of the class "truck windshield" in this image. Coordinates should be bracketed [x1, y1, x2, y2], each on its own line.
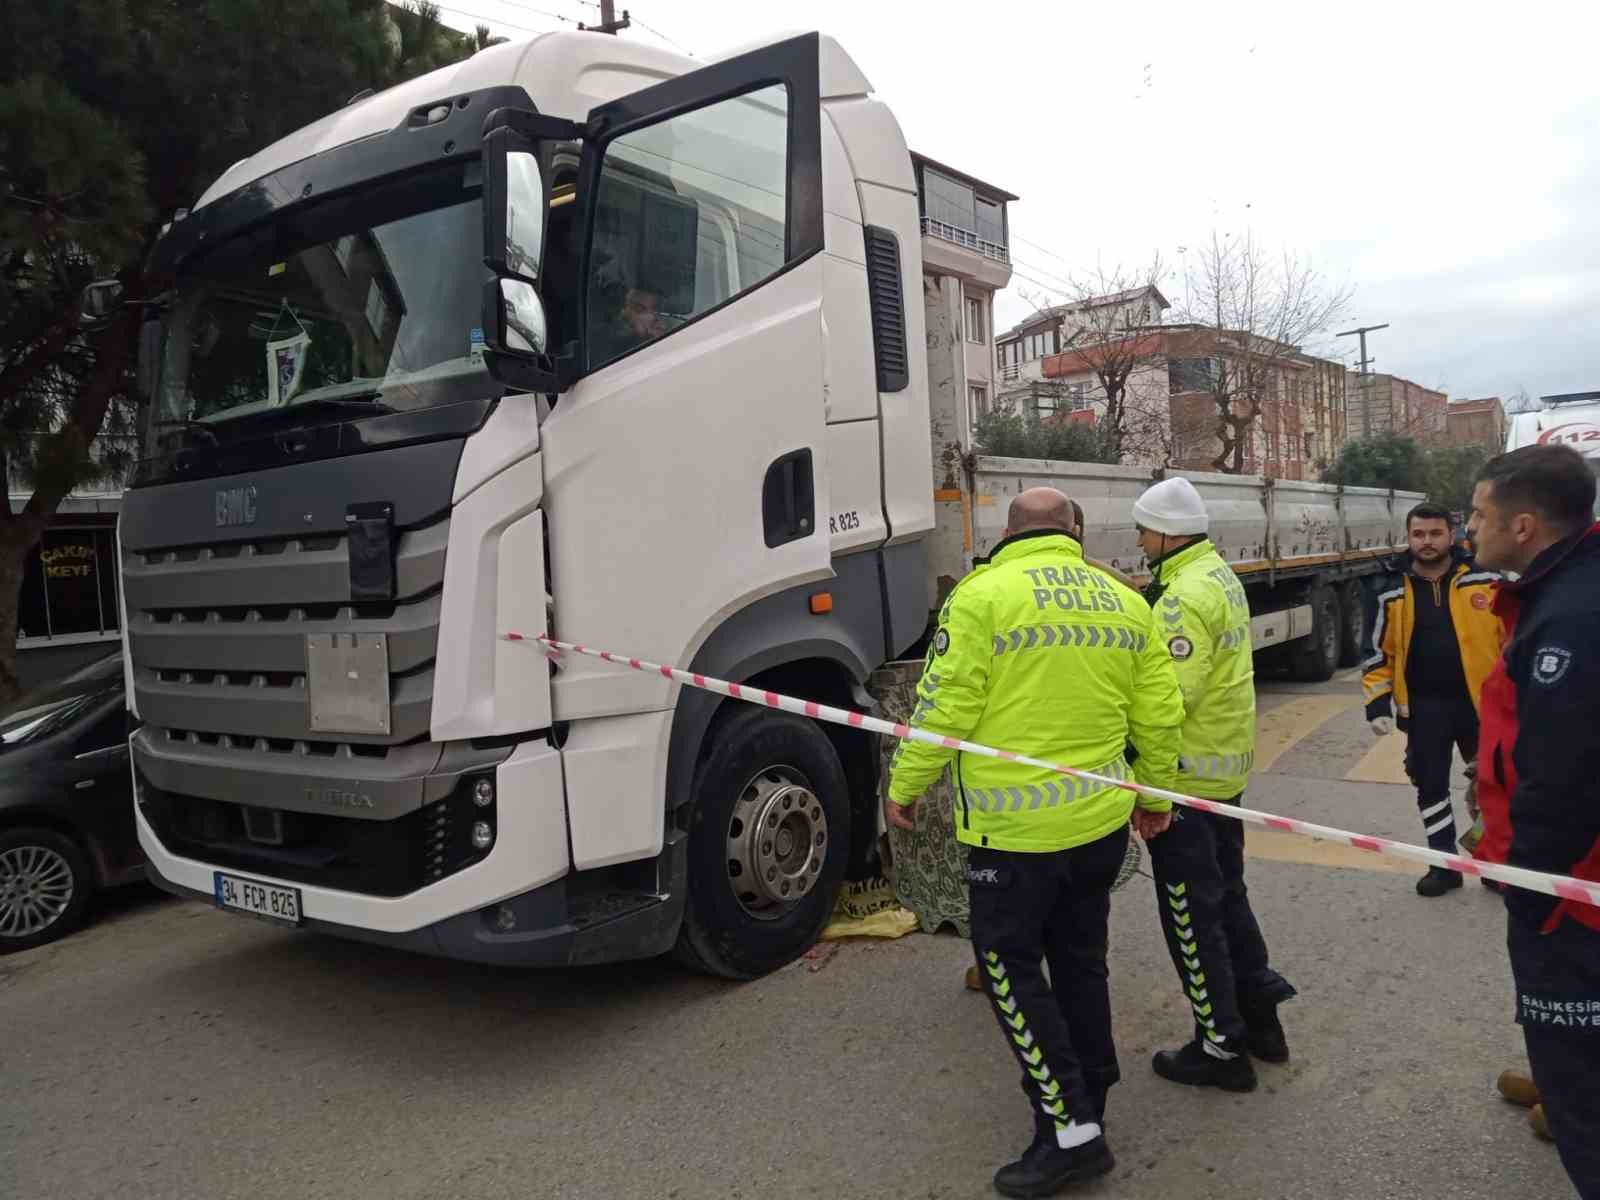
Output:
[150, 161, 489, 448]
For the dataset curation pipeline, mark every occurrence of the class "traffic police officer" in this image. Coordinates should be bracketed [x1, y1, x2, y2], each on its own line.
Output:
[887, 487, 1183, 1197]
[1132, 477, 1296, 1092]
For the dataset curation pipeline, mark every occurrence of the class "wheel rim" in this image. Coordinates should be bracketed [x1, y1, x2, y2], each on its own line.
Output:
[725, 766, 828, 920]
[0, 844, 75, 939]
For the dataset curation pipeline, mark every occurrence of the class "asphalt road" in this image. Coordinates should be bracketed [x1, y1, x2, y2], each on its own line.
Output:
[0, 670, 1576, 1199]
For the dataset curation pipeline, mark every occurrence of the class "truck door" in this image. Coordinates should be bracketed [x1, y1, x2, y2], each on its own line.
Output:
[542, 34, 830, 718]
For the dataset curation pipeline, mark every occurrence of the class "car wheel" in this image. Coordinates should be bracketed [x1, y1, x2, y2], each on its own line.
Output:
[0, 827, 94, 954]
[673, 706, 850, 980]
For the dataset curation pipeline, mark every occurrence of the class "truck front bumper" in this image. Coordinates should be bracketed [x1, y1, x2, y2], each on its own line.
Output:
[136, 740, 687, 966]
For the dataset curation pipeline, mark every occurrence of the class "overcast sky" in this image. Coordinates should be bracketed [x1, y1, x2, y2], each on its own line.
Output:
[441, 0, 1600, 404]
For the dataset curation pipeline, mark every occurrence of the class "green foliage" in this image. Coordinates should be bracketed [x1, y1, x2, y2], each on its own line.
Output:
[1320, 434, 1493, 514]
[973, 403, 1121, 464]
[1421, 443, 1492, 514]
[1319, 433, 1427, 491]
[0, 0, 480, 695]
[0, 0, 481, 488]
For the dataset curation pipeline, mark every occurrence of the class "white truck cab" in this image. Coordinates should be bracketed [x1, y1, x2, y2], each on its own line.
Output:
[124, 31, 933, 977]
[1505, 392, 1600, 513]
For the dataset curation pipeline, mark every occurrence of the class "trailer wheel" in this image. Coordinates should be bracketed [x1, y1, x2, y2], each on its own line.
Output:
[1336, 581, 1365, 668]
[1289, 584, 1340, 682]
[673, 706, 849, 980]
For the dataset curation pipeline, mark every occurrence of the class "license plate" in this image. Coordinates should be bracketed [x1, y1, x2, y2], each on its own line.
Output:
[305, 632, 391, 736]
[214, 871, 302, 927]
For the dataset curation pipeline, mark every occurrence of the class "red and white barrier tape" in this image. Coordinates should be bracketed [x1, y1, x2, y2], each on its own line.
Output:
[505, 632, 1600, 910]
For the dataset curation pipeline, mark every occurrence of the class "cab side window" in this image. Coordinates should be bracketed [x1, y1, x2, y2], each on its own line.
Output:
[585, 83, 789, 370]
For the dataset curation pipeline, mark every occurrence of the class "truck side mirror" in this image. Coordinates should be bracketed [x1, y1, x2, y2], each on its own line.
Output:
[490, 279, 548, 357]
[482, 128, 547, 282]
[79, 279, 125, 328]
[480, 122, 562, 393]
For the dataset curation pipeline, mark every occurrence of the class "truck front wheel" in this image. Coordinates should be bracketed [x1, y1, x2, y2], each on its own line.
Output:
[674, 706, 850, 979]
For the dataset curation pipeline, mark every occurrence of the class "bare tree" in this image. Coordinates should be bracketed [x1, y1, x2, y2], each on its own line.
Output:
[1172, 232, 1352, 474]
[1006, 256, 1173, 464]
[1503, 385, 1538, 415]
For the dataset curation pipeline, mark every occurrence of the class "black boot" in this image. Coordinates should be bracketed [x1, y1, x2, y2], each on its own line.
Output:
[1241, 1007, 1289, 1063]
[1416, 867, 1463, 897]
[1237, 994, 1290, 1063]
[1152, 1040, 1257, 1092]
[993, 1126, 1115, 1199]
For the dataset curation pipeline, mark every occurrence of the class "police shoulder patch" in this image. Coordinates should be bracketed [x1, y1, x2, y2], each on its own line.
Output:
[1532, 645, 1573, 686]
[934, 627, 951, 656]
[1168, 635, 1194, 661]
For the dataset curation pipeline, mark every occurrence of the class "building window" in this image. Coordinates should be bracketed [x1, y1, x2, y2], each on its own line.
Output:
[1169, 358, 1220, 394]
[975, 196, 1005, 247]
[969, 385, 988, 419]
[17, 525, 121, 643]
[922, 169, 976, 233]
[965, 295, 985, 343]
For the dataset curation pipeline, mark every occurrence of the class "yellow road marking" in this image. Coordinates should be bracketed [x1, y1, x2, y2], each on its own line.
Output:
[1244, 829, 1415, 875]
[1345, 730, 1411, 785]
[1253, 694, 1360, 773]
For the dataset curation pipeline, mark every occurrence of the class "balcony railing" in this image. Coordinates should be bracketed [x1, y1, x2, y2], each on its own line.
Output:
[921, 217, 1010, 264]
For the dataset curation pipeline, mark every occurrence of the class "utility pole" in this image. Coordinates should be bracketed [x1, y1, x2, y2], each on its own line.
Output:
[1337, 322, 1389, 438]
[580, 2, 631, 34]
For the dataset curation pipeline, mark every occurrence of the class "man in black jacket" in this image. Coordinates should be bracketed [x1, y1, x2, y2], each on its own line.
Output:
[1467, 444, 1600, 1200]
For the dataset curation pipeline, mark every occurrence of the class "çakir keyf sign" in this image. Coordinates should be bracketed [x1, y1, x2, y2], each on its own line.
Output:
[41, 543, 95, 580]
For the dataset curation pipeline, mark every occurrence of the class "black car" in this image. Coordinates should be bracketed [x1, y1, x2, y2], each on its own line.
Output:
[0, 652, 142, 953]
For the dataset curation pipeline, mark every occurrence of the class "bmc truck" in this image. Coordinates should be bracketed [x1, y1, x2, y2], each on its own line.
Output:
[121, 30, 1417, 978]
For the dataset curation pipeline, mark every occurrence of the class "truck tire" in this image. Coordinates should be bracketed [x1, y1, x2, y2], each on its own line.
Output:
[674, 706, 850, 979]
[0, 826, 95, 954]
[1289, 584, 1340, 683]
[1336, 580, 1365, 668]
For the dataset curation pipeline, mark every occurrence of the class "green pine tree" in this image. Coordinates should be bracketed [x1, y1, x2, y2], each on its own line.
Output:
[0, 0, 477, 699]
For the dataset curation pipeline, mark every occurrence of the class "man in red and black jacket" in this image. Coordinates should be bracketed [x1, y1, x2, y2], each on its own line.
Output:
[1467, 443, 1600, 1200]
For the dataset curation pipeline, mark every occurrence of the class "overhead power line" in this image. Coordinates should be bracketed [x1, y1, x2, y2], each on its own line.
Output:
[632, 14, 692, 55]
[432, 3, 552, 35]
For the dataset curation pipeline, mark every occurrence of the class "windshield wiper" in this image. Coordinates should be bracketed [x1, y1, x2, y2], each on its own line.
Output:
[168, 420, 217, 444]
[284, 393, 397, 415]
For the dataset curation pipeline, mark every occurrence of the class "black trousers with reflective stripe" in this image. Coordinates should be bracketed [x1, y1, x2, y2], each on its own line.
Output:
[1402, 692, 1478, 852]
[968, 828, 1128, 1134]
[1148, 796, 1284, 1051]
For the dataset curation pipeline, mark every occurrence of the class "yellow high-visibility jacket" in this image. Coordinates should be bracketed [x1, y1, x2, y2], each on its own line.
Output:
[887, 531, 1184, 853]
[1363, 560, 1503, 722]
[1148, 538, 1258, 800]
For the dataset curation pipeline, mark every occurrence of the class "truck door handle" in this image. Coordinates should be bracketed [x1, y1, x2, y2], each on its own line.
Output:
[762, 449, 814, 548]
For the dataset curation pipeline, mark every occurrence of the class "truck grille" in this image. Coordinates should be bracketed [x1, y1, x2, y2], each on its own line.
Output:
[123, 518, 448, 748]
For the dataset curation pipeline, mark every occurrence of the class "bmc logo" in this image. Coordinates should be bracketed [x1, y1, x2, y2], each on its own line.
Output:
[215, 485, 258, 527]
